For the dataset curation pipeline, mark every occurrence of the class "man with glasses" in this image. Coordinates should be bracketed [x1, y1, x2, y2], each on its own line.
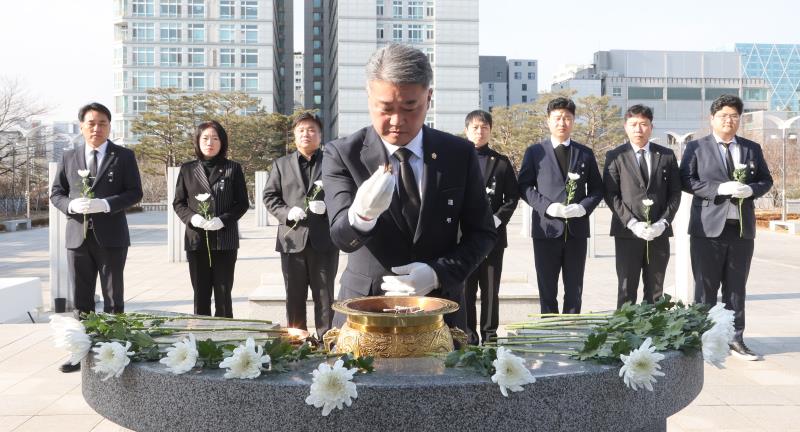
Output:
[680, 94, 773, 360]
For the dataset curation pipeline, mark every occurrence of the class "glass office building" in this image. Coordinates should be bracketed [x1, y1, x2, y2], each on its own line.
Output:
[736, 43, 800, 112]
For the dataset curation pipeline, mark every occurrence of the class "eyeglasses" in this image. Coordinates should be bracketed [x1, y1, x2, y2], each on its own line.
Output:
[714, 114, 740, 121]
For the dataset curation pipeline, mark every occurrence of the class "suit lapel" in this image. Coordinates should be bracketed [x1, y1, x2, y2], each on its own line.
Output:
[75, 145, 88, 172]
[484, 149, 499, 184]
[705, 135, 729, 179]
[736, 136, 750, 166]
[648, 146, 662, 192]
[360, 129, 410, 238]
[567, 143, 579, 177]
[92, 143, 117, 188]
[542, 139, 565, 187]
[208, 160, 226, 187]
[191, 160, 213, 194]
[622, 145, 645, 189]
[414, 128, 440, 244]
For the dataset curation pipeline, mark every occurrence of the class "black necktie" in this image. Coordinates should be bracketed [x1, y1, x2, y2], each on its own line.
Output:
[394, 148, 420, 234]
[638, 149, 649, 188]
[554, 144, 569, 180]
[89, 150, 98, 179]
[722, 142, 735, 180]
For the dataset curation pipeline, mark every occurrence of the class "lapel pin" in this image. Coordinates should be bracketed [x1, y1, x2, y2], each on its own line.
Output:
[447, 199, 453, 205]
[490, 156, 495, 160]
[446, 217, 452, 223]
[431, 152, 437, 159]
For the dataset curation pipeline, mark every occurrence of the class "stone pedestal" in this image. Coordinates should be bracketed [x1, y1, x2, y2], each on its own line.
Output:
[48, 162, 74, 311]
[669, 192, 694, 303]
[166, 167, 185, 263]
[254, 170, 270, 227]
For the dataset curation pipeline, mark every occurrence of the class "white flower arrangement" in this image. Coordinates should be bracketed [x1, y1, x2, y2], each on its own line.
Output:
[619, 337, 665, 392]
[159, 334, 199, 375]
[305, 359, 359, 416]
[491, 347, 536, 397]
[219, 337, 271, 379]
[567, 172, 580, 181]
[50, 315, 92, 366]
[92, 341, 135, 381]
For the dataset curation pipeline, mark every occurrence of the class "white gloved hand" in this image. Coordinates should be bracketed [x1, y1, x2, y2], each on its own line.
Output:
[546, 203, 568, 218]
[630, 221, 650, 239]
[381, 262, 439, 297]
[352, 166, 396, 220]
[563, 203, 587, 218]
[493, 215, 502, 228]
[717, 181, 740, 196]
[84, 198, 107, 214]
[287, 206, 307, 222]
[204, 217, 224, 231]
[649, 220, 667, 238]
[68, 198, 91, 214]
[731, 184, 753, 199]
[190, 214, 207, 228]
[308, 200, 326, 215]
[640, 227, 657, 242]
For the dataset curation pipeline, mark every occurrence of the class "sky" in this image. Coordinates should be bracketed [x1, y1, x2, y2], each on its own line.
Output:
[1, 0, 798, 122]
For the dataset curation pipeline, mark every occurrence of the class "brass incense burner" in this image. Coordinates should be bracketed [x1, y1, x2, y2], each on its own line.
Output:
[323, 296, 466, 358]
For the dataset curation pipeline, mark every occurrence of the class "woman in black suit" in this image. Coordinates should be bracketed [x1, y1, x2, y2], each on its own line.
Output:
[172, 121, 249, 317]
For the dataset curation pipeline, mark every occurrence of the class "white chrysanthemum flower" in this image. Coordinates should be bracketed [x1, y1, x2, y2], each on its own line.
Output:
[619, 337, 665, 391]
[218, 337, 270, 379]
[92, 341, 134, 381]
[314, 180, 323, 188]
[567, 172, 580, 181]
[707, 303, 735, 342]
[50, 315, 91, 365]
[305, 359, 358, 416]
[642, 199, 654, 207]
[734, 163, 747, 170]
[486, 187, 495, 195]
[159, 334, 199, 375]
[195, 193, 211, 202]
[702, 326, 731, 368]
[491, 347, 537, 397]
[77, 169, 91, 178]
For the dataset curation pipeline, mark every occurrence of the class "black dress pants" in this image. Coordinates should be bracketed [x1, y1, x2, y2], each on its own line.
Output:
[187, 249, 238, 318]
[465, 246, 505, 344]
[281, 247, 339, 339]
[615, 236, 669, 309]
[532, 237, 587, 314]
[67, 232, 127, 315]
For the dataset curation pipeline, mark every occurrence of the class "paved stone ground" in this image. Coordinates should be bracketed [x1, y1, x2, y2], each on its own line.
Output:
[0, 208, 798, 431]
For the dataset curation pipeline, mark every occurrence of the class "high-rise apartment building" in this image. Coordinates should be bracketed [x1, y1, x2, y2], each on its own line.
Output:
[736, 43, 800, 112]
[478, 55, 538, 111]
[111, 0, 293, 145]
[293, 52, 304, 109]
[304, 0, 479, 139]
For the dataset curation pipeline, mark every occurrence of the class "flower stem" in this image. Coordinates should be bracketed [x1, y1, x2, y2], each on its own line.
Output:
[505, 348, 576, 355]
[127, 314, 275, 325]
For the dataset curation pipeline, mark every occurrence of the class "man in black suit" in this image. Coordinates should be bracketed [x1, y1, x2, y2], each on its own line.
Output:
[50, 102, 143, 372]
[264, 113, 339, 339]
[463, 110, 519, 344]
[680, 94, 773, 360]
[603, 105, 681, 309]
[518, 97, 604, 314]
[321, 44, 496, 331]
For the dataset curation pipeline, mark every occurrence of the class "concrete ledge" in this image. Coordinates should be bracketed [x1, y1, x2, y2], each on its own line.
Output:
[1, 218, 31, 232]
[769, 220, 800, 235]
[0, 277, 42, 322]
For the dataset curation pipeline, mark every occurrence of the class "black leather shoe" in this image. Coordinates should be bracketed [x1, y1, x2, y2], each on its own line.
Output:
[729, 341, 761, 361]
[59, 362, 81, 373]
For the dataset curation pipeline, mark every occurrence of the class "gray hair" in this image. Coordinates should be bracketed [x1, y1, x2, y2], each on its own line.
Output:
[365, 44, 433, 88]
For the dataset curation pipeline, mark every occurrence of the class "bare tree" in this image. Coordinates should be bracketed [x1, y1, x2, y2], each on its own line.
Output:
[0, 77, 49, 176]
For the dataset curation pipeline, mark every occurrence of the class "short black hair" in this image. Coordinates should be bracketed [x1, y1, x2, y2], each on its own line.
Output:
[292, 112, 323, 132]
[624, 104, 654, 122]
[547, 97, 576, 116]
[78, 102, 112, 122]
[464, 110, 493, 128]
[710, 94, 744, 115]
[194, 120, 229, 160]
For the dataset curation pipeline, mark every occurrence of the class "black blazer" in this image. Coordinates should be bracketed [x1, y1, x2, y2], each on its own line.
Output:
[680, 134, 773, 239]
[481, 146, 519, 249]
[172, 159, 249, 251]
[321, 125, 497, 301]
[518, 139, 604, 239]
[603, 142, 682, 238]
[263, 150, 336, 254]
[50, 141, 143, 249]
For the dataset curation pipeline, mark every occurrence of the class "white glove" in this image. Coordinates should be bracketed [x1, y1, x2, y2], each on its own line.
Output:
[84, 198, 107, 214]
[204, 217, 224, 231]
[630, 221, 650, 240]
[546, 203, 568, 218]
[731, 184, 753, 199]
[493, 215, 502, 228]
[352, 166, 396, 220]
[381, 263, 439, 297]
[717, 181, 740, 196]
[287, 206, 307, 222]
[648, 220, 667, 239]
[308, 200, 326, 215]
[190, 214, 207, 228]
[563, 203, 587, 218]
[68, 198, 90, 214]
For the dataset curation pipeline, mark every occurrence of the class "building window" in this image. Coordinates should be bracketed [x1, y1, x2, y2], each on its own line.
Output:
[240, 49, 258, 68]
[160, 71, 182, 89]
[313, 26, 320, 36]
[115, 95, 128, 114]
[132, 71, 155, 90]
[314, 95, 322, 105]
[241, 24, 257, 44]
[188, 72, 205, 90]
[113, 72, 126, 90]
[522, 95, 528, 103]
[132, 23, 154, 41]
[313, 12, 321, 21]
[513, 72, 521, 79]
[132, 95, 148, 113]
[160, 0, 180, 17]
[160, 23, 181, 42]
[132, 0, 153, 16]
[392, 24, 402, 42]
[313, 40, 321, 49]
[187, 23, 205, 42]
[187, 0, 204, 18]
[628, 87, 663, 100]
[313, 0, 321, 7]
[392, 0, 402, 18]
[488, 83, 494, 90]
[220, 0, 235, 18]
[220, 73, 235, 91]
[425, 1, 434, 16]
[219, 24, 235, 43]
[743, 87, 767, 101]
[376, 24, 384, 39]
[611, 86, 622, 97]
[513, 61, 521, 66]
[241, 72, 258, 91]
[313, 53, 322, 63]
[408, 24, 422, 43]
[521, 84, 527, 91]
[667, 87, 702, 100]
[241, 1, 258, 19]
[313, 81, 322, 91]
[528, 61, 535, 66]
[705, 88, 739, 100]
[376, 0, 384, 15]
[496, 71, 502, 79]
[488, 94, 494, 102]
[160, 47, 181, 66]
[424, 47, 434, 64]
[132, 47, 154, 66]
[425, 25, 433, 40]
[220, 48, 235, 67]
[408, 1, 423, 19]
[313, 67, 322, 77]
[113, 46, 125, 66]
[528, 72, 535, 80]
[188, 48, 205, 67]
